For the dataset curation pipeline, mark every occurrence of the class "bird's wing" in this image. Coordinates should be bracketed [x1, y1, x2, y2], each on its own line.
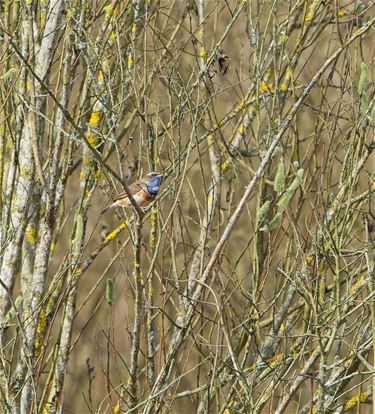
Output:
[114, 181, 146, 201]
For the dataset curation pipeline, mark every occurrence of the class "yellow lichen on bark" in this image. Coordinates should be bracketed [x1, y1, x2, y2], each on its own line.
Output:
[26, 225, 39, 245]
[105, 221, 128, 241]
[344, 392, 367, 410]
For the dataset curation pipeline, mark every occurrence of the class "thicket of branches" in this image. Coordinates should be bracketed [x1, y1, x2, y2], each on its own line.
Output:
[1, 1, 375, 413]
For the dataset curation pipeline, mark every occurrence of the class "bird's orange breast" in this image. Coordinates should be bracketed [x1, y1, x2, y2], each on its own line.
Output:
[112, 188, 155, 208]
[142, 189, 155, 202]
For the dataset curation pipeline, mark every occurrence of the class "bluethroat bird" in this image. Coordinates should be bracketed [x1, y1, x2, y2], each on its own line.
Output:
[101, 172, 163, 214]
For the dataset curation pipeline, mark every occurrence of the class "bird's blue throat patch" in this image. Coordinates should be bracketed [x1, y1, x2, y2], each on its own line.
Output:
[147, 176, 162, 196]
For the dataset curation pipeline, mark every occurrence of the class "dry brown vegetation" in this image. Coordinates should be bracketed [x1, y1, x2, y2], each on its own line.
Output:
[1, 0, 375, 413]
